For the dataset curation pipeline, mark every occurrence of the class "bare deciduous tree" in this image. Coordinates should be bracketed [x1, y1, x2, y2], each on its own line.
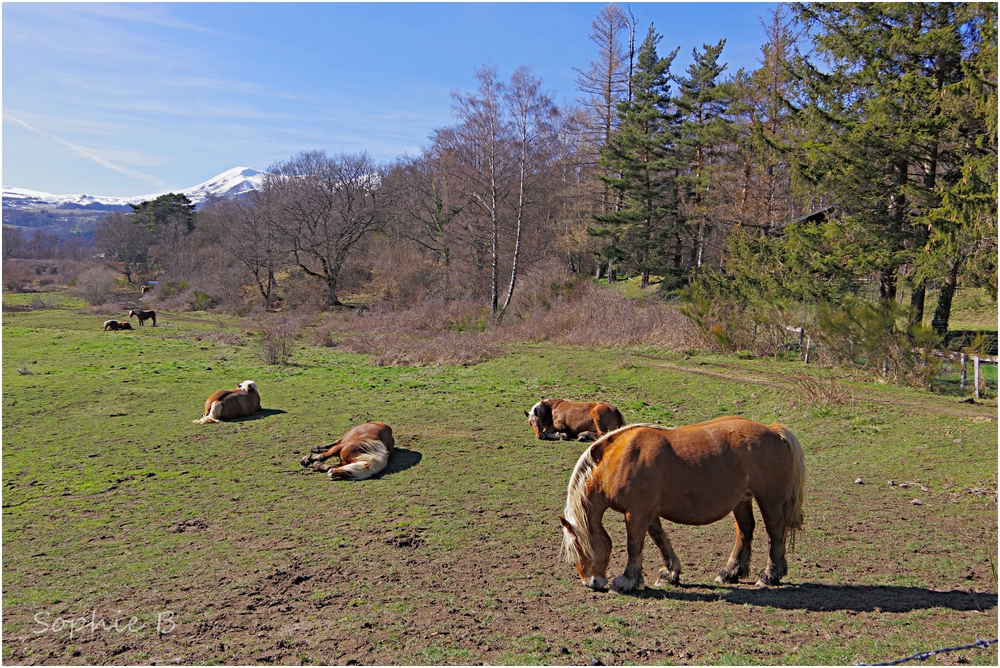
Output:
[94, 211, 152, 284]
[444, 66, 513, 314]
[200, 198, 285, 310]
[262, 150, 392, 306]
[498, 66, 560, 313]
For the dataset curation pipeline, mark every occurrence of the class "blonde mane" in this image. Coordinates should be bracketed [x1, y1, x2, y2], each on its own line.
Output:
[561, 424, 669, 563]
[561, 445, 598, 563]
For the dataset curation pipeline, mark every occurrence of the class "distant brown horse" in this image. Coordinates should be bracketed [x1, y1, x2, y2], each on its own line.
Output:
[129, 309, 156, 326]
[560, 418, 805, 592]
[525, 399, 624, 441]
[104, 319, 120, 330]
[301, 422, 395, 480]
[193, 380, 261, 424]
[140, 285, 153, 295]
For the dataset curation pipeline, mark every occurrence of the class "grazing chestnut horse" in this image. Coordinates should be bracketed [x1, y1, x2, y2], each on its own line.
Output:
[128, 309, 156, 326]
[300, 422, 395, 480]
[560, 417, 805, 592]
[103, 319, 120, 330]
[525, 399, 624, 441]
[193, 380, 261, 424]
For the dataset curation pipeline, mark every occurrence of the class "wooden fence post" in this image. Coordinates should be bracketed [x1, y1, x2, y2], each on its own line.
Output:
[974, 355, 981, 400]
[804, 334, 811, 365]
[960, 353, 967, 390]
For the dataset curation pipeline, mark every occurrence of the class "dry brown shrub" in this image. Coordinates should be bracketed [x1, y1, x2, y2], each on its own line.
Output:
[253, 314, 302, 365]
[2, 260, 34, 293]
[307, 274, 700, 367]
[338, 331, 503, 367]
[72, 266, 120, 305]
[506, 281, 700, 349]
[797, 371, 852, 407]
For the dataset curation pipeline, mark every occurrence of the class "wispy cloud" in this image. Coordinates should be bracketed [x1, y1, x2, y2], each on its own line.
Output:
[3, 114, 168, 191]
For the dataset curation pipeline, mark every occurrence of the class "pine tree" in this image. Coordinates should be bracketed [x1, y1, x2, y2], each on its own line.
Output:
[592, 25, 680, 288]
[789, 2, 990, 325]
[675, 39, 736, 271]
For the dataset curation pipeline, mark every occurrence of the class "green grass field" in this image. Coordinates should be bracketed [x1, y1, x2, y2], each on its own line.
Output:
[3, 296, 997, 665]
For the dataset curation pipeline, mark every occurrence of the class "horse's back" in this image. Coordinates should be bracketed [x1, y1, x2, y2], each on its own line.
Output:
[593, 419, 796, 525]
[343, 421, 394, 451]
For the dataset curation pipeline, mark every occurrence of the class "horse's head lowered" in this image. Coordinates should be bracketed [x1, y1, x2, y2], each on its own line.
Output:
[524, 401, 552, 439]
[559, 517, 610, 589]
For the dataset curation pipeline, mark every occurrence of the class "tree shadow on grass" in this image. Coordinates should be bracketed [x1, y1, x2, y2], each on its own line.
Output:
[633, 582, 996, 613]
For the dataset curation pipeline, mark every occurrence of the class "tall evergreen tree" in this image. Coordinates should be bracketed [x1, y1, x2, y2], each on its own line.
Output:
[924, 3, 998, 332]
[592, 25, 680, 287]
[789, 2, 990, 326]
[675, 39, 736, 270]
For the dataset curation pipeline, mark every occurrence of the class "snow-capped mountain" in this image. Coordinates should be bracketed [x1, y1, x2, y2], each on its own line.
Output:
[2, 166, 265, 211]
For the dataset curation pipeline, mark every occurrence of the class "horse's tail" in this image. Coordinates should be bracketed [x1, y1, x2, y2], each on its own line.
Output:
[329, 439, 390, 480]
[560, 442, 602, 564]
[770, 423, 806, 549]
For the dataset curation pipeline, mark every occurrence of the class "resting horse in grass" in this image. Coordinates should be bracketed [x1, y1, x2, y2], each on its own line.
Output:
[525, 399, 624, 441]
[300, 422, 394, 480]
[193, 380, 261, 424]
[129, 309, 156, 326]
[104, 320, 120, 330]
[560, 417, 805, 592]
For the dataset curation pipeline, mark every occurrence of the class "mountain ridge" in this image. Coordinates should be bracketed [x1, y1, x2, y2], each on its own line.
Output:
[2, 166, 265, 210]
[2, 167, 265, 238]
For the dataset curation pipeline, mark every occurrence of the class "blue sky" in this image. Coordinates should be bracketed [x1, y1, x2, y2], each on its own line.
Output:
[3, 2, 779, 197]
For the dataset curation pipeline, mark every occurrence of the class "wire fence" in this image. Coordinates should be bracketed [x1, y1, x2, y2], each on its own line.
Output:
[780, 326, 999, 399]
[859, 636, 998, 666]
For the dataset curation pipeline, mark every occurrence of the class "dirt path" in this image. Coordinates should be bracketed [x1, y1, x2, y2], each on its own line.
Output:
[641, 357, 997, 420]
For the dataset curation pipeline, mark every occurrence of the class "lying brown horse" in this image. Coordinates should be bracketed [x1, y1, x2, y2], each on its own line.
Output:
[129, 309, 156, 326]
[117, 321, 133, 330]
[104, 320, 133, 331]
[525, 399, 624, 441]
[560, 417, 805, 592]
[193, 380, 261, 424]
[300, 422, 395, 480]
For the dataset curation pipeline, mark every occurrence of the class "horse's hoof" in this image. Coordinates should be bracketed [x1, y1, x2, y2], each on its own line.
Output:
[299, 456, 313, 467]
[609, 576, 635, 593]
[656, 569, 680, 587]
[715, 571, 740, 584]
[583, 576, 608, 590]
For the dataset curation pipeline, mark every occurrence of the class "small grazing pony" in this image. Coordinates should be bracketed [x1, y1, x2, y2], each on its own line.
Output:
[525, 399, 624, 441]
[300, 422, 395, 480]
[129, 309, 156, 326]
[560, 417, 805, 592]
[193, 380, 261, 424]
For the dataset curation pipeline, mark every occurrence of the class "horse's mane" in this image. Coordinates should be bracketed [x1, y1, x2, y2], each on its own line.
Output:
[561, 445, 598, 563]
[530, 401, 551, 422]
[561, 424, 667, 564]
